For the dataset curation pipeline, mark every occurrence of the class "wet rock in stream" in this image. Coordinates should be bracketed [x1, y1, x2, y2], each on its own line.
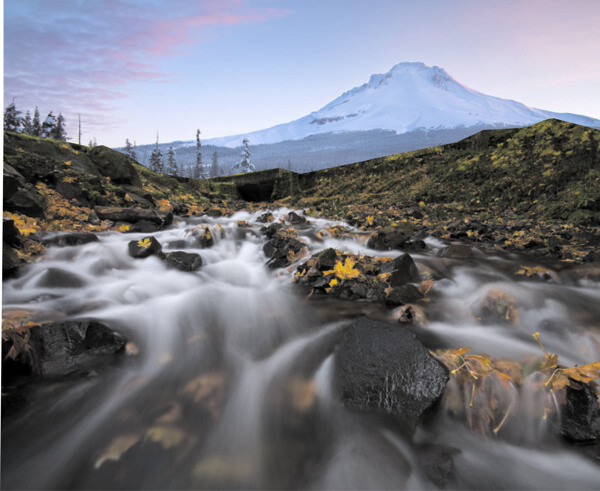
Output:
[334, 317, 448, 430]
[3, 320, 127, 381]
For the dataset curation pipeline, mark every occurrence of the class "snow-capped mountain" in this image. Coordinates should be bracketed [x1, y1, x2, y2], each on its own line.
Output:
[207, 62, 600, 148]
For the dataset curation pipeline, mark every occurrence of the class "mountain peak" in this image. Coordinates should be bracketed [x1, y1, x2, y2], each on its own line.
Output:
[205, 62, 600, 147]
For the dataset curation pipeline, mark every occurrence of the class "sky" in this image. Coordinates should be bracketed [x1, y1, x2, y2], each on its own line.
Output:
[4, 0, 600, 148]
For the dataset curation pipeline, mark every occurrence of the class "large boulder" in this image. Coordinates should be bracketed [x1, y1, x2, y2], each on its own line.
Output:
[335, 317, 448, 429]
[3, 163, 46, 218]
[561, 383, 600, 442]
[94, 207, 173, 228]
[380, 254, 420, 286]
[87, 145, 142, 187]
[367, 224, 415, 251]
[3, 320, 127, 379]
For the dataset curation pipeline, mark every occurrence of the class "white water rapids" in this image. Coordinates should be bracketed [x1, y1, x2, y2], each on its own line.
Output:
[2, 208, 600, 489]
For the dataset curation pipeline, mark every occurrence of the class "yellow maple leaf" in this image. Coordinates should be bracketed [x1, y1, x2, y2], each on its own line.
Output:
[119, 224, 130, 232]
[65, 160, 71, 166]
[366, 215, 374, 226]
[323, 257, 361, 281]
[137, 237, 152, 248]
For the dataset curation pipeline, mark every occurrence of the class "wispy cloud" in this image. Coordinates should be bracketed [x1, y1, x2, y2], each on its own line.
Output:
[4, 0, 289, 138]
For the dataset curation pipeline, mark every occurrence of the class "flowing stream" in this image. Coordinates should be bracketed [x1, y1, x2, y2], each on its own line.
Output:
[2, 209, 600, 490]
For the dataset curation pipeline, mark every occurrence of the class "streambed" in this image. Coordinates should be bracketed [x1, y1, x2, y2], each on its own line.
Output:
[2, 208, 600, 490]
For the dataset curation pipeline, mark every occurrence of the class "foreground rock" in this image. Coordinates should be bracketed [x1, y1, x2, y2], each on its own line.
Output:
[367, 223, 415, 251]
[94, 206, 173, 229]
[335, 317, 448, 429]
[3, 320, 127, 380]
[561, 383, 600, 442]
[295, 249, 423, 305]
[165, 251, 203, 272]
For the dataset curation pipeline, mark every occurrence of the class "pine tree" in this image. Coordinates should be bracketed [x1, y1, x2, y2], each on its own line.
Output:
[4, 101, 22, 132]
[210, 151, 220, 178]
[22, 110, 33, 134]
[32, 107, 42, 136]
[192, 129, 205, 179]
[124, 139, 137, 160]
[166, 146, 178, 175]
[50, 113, 67, 140]
[149, 133, 164, 173]
[233, 139, 254, 173]
[42, 112, 57, 138]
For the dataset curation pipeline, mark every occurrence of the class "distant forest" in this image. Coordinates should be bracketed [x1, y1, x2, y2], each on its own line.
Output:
[124, 124, 504, 177]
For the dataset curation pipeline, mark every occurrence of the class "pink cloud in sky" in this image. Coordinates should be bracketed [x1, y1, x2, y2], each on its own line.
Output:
[4, 0, 289, 141]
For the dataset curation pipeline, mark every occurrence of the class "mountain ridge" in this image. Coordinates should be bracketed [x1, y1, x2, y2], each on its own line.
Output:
[204, 61, 600, 148]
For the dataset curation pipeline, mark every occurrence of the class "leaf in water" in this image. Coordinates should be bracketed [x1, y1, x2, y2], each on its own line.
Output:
[183, 372, 227, 418]
[145, 425, 186, 449]
[287, 377, 316, 412]
[94, 434, 140, 469]
[418, 279, 435, 296]
[137, 237, 152, 248]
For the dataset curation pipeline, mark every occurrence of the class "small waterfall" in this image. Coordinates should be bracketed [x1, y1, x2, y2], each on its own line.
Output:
[2, 210, 599, 489]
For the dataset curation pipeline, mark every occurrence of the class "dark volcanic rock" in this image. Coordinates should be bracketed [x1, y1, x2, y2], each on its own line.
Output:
[4, 164, 46, 218]
[41, 232, 99, 247]
[128, 236, 163, 259]
[335, 317, 448, 429]
[367, 224, 415, 251]
[28, 320, 127, 378]
[2, 320, 127, 380]
[4, 218, 23, 247]
[94, 207, 173, 228]
[437, 244, 475, 259]
[263, 233, 305, 269]
[380, 254, 420, 286]
[88, 145, 142, 187]
[3, 242, 23, 280]
[288, 211, 307, 225]
[165, 251, 203, 272]
[561, 383, 600, 442]
[316, 248, 338, 271]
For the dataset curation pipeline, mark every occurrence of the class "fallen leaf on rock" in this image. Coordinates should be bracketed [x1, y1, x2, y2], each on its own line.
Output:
[324, 257, 361, 281]
[137, 237, 152, 248]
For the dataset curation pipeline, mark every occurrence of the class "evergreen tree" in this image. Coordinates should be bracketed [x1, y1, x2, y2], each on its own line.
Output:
[210, 151, 220, 178]
[32, 107, 42, 136]
[192, 129, 205, 179]
[4, 101, 22, 132]
[42, 111, 57, 138]
[149, 133, 164, 173]
[124, 139, 137, 160]
[22, 110, 33, 134]
[166, 146, 178, 175]
[88, 137, 97, 147]
[233, 139, 254, 173]
[50, 113, 67, 141]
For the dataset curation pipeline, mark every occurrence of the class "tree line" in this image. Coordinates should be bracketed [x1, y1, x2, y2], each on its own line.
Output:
[123, 131, 255, 179]
[4, 101, 68, 141]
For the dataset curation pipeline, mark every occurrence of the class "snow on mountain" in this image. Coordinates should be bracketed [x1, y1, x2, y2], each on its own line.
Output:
[207, 62, 600, 148]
